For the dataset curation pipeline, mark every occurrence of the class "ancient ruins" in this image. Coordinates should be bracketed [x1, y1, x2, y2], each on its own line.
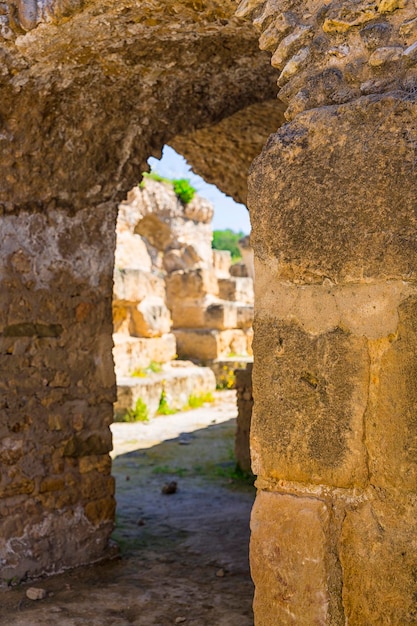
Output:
[113, 175, 253, 418]
[1, 0, 417, 623]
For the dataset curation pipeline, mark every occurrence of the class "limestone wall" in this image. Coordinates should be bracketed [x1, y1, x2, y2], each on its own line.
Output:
[113, 177, 254, 381]
[0, 205, 117, 581]
[231, 2, 417, 622]
[0, 0, 279, 583]
[248, 76, 417, 626]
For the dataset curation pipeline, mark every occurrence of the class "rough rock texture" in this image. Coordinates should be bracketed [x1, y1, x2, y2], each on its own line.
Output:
[238, 0, 417, 120]
[113, 177, 254, 378]
[171, 99, 286, 204]
[0, 204, 117, 580]
[249, 92, 417, 624]
[0, 0, 279, 213]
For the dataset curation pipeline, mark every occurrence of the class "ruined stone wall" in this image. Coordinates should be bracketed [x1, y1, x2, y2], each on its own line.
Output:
[0, 204, 117, 581]
[0, 0, 281, 582]
[241, 1, 417, 623]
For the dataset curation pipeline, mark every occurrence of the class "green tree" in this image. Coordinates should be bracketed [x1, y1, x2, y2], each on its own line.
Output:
[212, 229, 245, 262]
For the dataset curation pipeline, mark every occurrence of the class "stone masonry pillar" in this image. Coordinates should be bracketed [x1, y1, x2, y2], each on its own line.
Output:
[249, 95, 417, 625]
[0, 204, 117, 581]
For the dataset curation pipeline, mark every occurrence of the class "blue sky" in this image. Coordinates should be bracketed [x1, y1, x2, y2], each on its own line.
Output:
[147, 145, 251, 234]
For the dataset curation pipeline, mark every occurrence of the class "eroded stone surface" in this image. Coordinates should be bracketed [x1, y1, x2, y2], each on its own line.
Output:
[340, 498, 417, 624]
[249, 94, 417, 284]
[238, 0, 417, 119]
[251, 319, 369, 488]
[0, 0, 278, 213]
[0, 205, 116, 580]
[250, 491, 331, 625]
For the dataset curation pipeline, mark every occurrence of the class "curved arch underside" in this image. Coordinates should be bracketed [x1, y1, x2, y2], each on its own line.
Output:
[0, 0, 280, 212]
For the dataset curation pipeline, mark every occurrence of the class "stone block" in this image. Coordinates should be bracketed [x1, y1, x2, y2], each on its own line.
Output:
[340, 498, 417, 624]
[115, 363, 216, 418]
[252, 319, 369, 488]
[114, 232, 152, 272]
[229, 262, 249, 277]
[251, 491, 330, 626]
[212, 249, 232, 277]
[84, 496, 116, 525]
[174, 328, 250, 361]
[129, 296, 172, 338]
[169, 298, 207, 329]
[113, 268, 165, 303]
[237, 304, 254, 330]
[204, 301, 253, 331]
[218, 277, 253, 303]
[166, 268, 219, 302]
[112, 333, 177, 377]
[366, 297, 417, 493]
[249, 96, 417, 283]
[205, 302, 238, 330]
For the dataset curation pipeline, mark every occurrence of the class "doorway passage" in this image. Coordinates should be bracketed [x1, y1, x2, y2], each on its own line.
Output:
[0, 391, 254, 626]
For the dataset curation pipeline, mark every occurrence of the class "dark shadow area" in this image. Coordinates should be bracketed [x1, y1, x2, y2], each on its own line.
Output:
[0, 418, 255, 626]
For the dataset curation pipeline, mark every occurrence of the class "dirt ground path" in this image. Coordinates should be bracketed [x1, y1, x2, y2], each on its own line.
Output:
[0, 391, 255, 625]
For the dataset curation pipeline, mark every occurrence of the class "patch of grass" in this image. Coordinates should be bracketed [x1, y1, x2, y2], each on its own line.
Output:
[131, 361, 163, 378]
[140, 171, 171, 187]
[120, 398, 149, 423]
[152, 465, 189, 477]
[194, 460, 255, 487]
[183, 391, 215, 410]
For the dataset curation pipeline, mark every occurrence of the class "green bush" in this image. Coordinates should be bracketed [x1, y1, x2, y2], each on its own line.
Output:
[172, 178, 196, 204]
[212, 229, 245, 262]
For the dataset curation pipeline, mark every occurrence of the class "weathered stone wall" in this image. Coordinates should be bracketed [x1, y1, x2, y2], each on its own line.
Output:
[238, 0, 417, 120]
[171, 99, 286, 204]
[0, 0, 281, 582]
[0, 204, 117, 581]
[248, 74, 417, 626]
[236, 1, 417, 622]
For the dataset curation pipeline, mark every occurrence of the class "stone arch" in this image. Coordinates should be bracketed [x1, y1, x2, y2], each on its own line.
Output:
[0, 0, 283, 583]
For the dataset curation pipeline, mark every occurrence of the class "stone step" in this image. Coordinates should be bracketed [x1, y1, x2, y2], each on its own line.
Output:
[113, 332, 177, 377]
[174, 328, 253, 361]
[170, 297, 253, 330]
[218, 277, 254, 303]
[114, 362, 216, 419]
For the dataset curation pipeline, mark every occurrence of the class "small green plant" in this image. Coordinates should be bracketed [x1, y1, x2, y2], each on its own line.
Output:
[172, 178, 195, 204]
[122, 398, 149, 423]
[139, 171, 196, 204]
[213, 462, 255, 486]
[184, 392, 215, 410]
[131, 368, 146, 378]
[157, 388, 178, 415]
[148, 361, 162, 373]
